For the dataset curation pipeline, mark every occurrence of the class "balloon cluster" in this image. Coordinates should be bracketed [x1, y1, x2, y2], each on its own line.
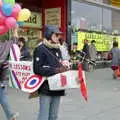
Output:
[0, 0, 31, 35]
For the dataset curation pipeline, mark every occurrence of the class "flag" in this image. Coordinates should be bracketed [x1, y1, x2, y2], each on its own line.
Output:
[78, 63, 88, 101]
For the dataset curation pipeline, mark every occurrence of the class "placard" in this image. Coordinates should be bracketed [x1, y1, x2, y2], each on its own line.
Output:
[9, 61, 45, 93]
[45, 8, 61, 27]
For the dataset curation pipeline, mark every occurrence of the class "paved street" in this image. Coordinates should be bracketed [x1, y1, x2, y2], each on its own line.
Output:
[1, 68, 120, 120]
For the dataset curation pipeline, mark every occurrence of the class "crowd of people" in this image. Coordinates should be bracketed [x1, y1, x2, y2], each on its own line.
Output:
[0, 24, 120, 120]
[71, 39, 97, 72]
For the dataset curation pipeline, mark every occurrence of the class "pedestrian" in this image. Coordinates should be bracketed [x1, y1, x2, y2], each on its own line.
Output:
[82, 39, 90, 71]
[0, 26, 19, 120]
[18, 37, 31, 61]
[89, 40, 97, 70]
[72, 42, 78, 53]
[33, 25, 68, 120]
[109, 41, 120, 78]
[58, 36, 71, 69]
[70, 43, 79, 70]
[59, 37, 70, 61]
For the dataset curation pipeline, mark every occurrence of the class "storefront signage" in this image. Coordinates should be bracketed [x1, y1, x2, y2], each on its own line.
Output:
[45, 8, 61, 27]
[72, 31, 118, 51]
[24, 12, 42, 28]
[111, 0, 120, 7]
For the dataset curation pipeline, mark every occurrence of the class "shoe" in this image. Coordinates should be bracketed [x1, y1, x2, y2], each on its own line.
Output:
[10, 112, 19, 120]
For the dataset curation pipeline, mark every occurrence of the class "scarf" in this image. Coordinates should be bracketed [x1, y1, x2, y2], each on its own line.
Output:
[43, 39, 60, 49]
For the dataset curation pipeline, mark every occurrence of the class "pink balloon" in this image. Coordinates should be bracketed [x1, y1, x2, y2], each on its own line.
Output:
[5, 17, 16, 29]
[13, 4, 21, 12]
[0, 0, 2, 7]
[0, 25, 8, 35]
[11, 4, 21, 19]
[0, 12, 6, 25]
[11, 12, 18, 19]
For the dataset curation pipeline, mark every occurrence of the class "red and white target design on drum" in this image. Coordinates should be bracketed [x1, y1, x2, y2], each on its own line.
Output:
[22, 75, 44, 93]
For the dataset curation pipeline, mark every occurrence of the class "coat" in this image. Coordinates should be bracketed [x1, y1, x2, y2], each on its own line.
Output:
[89, 44, 97, 61]
[33, 43, 65, 96]
[110, 47, 120, 66]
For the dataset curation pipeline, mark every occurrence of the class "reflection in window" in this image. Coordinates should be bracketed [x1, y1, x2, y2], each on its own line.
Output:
[103, 8, 112, 33]
[112, 10, 120, 34]
[72, 1, 102, 31]
[71, 1, 112, 33]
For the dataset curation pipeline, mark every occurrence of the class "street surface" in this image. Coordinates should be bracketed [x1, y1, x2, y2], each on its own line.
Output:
[1, 68, 120, 120]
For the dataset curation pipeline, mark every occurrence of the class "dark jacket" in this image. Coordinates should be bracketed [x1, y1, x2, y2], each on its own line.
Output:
[33, 44, 65, 96]
[83, 43, 90, 59]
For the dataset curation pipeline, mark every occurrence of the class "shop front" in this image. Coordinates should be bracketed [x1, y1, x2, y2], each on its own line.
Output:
[70, 0, 120, 56]
[15, 0, 68, 54]
[18, 11, 42, 54]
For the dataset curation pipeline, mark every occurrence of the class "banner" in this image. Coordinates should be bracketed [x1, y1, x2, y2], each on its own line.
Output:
[9, 61, 81, 92]
[9, 61, 45, 93]
[111, 0, 120, 7]
[9, 43, 87, 101]
[48, 70, 81, 90]
[72, 31, 114, 51]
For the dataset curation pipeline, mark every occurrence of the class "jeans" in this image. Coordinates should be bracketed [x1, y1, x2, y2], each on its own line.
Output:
[0, 87, 13, 120]
[37, 94, 61, 120]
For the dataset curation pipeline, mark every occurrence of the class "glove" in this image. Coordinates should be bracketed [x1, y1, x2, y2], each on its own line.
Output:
[56, 66, 67, 73]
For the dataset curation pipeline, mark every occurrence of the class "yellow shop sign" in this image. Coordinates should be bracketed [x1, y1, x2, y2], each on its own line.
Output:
[24, 12, 42, 28]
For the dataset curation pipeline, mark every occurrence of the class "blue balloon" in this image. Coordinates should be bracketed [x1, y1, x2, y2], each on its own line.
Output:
[17, 21, 24, 26]
[2, 4, 13, 16]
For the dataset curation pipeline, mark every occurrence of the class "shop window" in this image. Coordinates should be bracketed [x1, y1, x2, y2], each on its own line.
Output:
[71, 1, 102, 31]
[71, 0, 120, 53]
[112, 9, 120, 34]
[18, 27, 42, 55]
[102, 8, 112, 33]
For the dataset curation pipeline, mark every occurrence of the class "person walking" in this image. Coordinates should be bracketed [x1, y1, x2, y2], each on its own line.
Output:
[89, 40, 97, 70]
[33, 25, 68, 120]
[109, 41, 120, 78]
[82, 39, 90, 71]
[0, 26, 19, 120]
[59, 37, 70, 61]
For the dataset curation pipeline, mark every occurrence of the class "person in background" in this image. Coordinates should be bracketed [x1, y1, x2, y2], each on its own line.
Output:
[58, 36, 71, 69]
[0, 26, 19, 120]
[18, 37, 31, 61]
[72, 42, 78, 53]
[110, 41, 120, 78]
[70, 43, 79, 70]
[59, 37, 70, 61]
[82, 39, 90, 71]
[83, 39, 90, 59]
[89, 40, 97, 70]
[33, 25, 68, 120]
